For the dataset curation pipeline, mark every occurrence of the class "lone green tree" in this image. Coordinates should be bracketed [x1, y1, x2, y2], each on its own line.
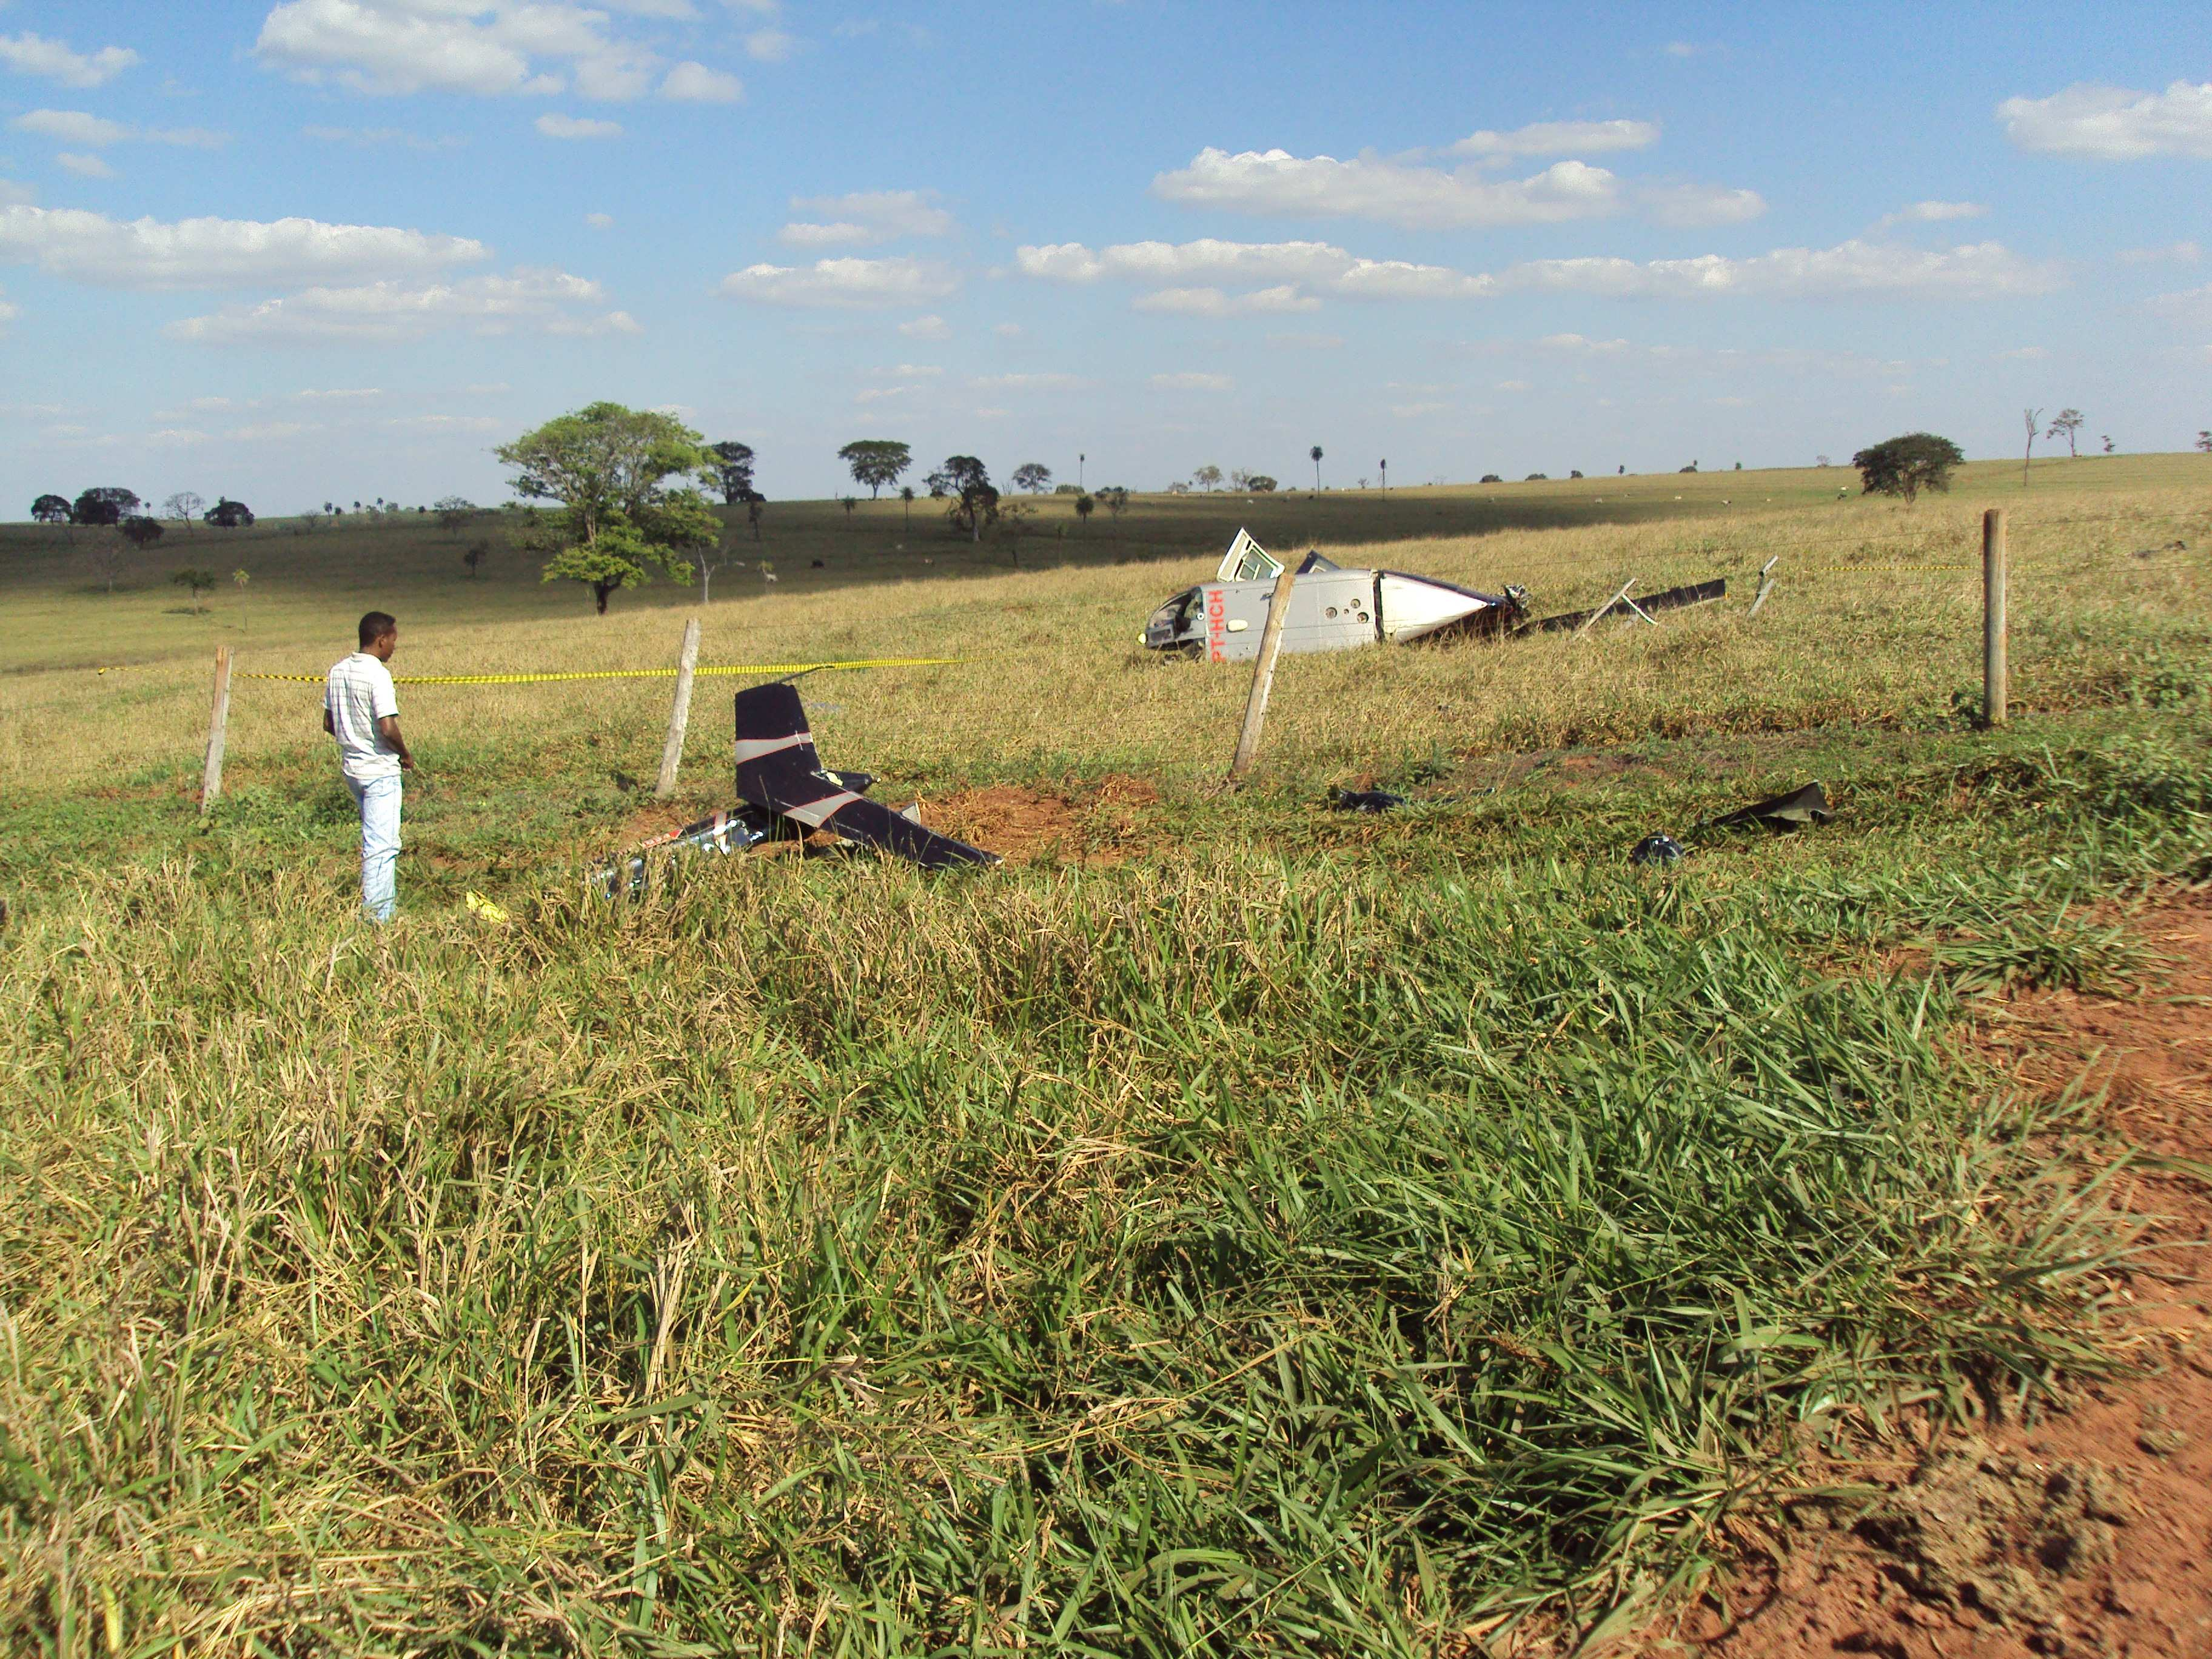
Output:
[74, 487, 139, 527]
[120, 515, 166, 551]
[927, 455, 997, 541]
[497, 402, 717, 614]
[170, 566, 216, 609]
[1851, 433, 1965, 504]
[2045, 408, 2083, 458]
[837, 439, 911, 499]
[1011, 461, 1052, 494]
[1309, 444, 1323, 492]
[31, 494, 72, 524]
[707, 441, 758, 506]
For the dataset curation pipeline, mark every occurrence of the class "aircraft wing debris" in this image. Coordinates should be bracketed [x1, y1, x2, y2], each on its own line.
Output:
[592, 682, 997, 895]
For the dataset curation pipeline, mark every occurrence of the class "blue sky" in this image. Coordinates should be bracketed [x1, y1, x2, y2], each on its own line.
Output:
[2, 0, 2206, 513]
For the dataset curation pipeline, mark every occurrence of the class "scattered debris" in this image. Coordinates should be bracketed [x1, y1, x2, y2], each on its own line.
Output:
[1142, 530, 1527, 660]
[593, 683, 997, 895]
[1529, 576, 1728, 635]
[1330, 787, 1406, 813]
[1629, 833, 1686, 866]
[464, 890, 509, 923]
[1704, 780, 1832, 832]
[1141, 529, 1734, 660]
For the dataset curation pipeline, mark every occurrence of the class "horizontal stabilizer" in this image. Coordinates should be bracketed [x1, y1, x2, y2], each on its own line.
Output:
[732, 682, 998, 869]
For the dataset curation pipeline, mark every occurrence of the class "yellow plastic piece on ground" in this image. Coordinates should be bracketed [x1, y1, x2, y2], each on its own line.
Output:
[464, 891, 510, 925]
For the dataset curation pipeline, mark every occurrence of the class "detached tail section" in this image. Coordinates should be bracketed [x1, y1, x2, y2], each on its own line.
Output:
[733, 682, 998, 870]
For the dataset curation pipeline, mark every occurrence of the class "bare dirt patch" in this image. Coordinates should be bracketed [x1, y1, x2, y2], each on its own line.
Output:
[1683, 894, 2212, 1659]
[919, 774, 1162, 865]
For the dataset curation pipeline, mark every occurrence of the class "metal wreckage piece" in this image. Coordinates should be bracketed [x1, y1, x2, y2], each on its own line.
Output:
[1141, 529, 1724, 660]
[592, 682, 997, 897]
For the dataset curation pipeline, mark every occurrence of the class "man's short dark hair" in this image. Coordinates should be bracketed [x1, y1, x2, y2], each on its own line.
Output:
[358, 611, 397, 648]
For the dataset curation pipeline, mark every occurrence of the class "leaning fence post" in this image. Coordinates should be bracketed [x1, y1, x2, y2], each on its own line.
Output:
[1227, 568, 1297, 782]
[654, 616, 702, 798]
[199, 645, 233, 814]
[1982, 508, 2008, 726]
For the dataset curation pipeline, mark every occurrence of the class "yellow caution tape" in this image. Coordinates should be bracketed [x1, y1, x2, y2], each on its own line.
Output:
[1786, 563, 1976, 574]
[221, 655, 964, 685]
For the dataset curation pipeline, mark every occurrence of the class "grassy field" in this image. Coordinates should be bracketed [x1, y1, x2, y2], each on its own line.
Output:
[1, 456, 2209, 1654]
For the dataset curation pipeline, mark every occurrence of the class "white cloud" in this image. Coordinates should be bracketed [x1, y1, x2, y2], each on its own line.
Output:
[1150, 370, 1233, 391]
[0, 32, 140, 89]
[2000, 345, 2048, 360]
[0, 178, 33, 206]
[1267, 330, 1341, 349]
[1535, 332, 1631, 352]
[13, 110, 130, 146]
[1883, 199, 1989, 224]
[0, 288, 16, 326]
[537, 113, 621, 138]
[167, 269, 626, 344]
[384, 413, 503, 432]
[1450, 118, 1659, 160]
[1640, 181, 1766, 227]
[1332, 258, 1494, 301]
[881, 362, 940, 376]
[1500, 238, 2062, 301]
[972, 372, 1085, 390]
[854, 384, 910, 404]
[898, 312, 949, 338]
[56, 152, 116, 179]
[301, 124, 464, 149]
[662, 60, 742, 101]
[2117, 240, 2199, 264]
[992, 321, 1021, 337]
[0, 204, 488, 289]
[744, 28, 795, 61]
[1131, 283, 1319, 316]
[293, 386, 383, 400]
[1494, 380, 1530, 392]
[1152, 147, 1624, 229]
[1390, 401, 1449, 418]
[229, 420, 319, 440]
[719, 255, 957, 307]
[1019, 232, 2054, 306]
[1016, 236, 1353, 284]
[255, 0, 669, 101]
[1151, 144, 1762, 230]
[2147, 283, 2212, 320]
[1999, 80, 2212, 160]
[11, 109, 226, 147]
[779, 189, 953, 245]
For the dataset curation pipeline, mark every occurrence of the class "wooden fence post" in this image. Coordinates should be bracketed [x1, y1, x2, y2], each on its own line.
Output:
[1227, 569, 1296, 782]
[199, 645, 233, 814]
[655, 617, 702, 798]
[1982, 508, 2008, 727]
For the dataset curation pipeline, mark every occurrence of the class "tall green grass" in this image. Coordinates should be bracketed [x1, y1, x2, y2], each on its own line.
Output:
[8, 720, 2205, 1654]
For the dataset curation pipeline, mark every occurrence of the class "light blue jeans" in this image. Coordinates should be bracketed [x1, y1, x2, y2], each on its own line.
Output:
[346, 773, 403, 922]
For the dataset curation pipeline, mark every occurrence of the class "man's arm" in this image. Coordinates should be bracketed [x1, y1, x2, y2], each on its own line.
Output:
[376, 714, 415, 769]
[323, 706, 335, 736]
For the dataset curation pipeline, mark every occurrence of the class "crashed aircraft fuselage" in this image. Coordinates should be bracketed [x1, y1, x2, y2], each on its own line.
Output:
[1142, 530, 1523, 662]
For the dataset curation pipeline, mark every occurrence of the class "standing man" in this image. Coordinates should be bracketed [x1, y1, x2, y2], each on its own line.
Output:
[324, 611, 414, 922]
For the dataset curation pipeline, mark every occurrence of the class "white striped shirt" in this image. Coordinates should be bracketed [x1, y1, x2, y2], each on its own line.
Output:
[326, 652, 401, 782]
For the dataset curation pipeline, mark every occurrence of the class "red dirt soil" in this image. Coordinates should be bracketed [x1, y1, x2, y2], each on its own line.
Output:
[1680, 894, 2212, 1659]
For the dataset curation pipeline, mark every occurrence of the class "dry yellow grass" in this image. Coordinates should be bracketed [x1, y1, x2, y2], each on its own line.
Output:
[4, 458, 2204, 805]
